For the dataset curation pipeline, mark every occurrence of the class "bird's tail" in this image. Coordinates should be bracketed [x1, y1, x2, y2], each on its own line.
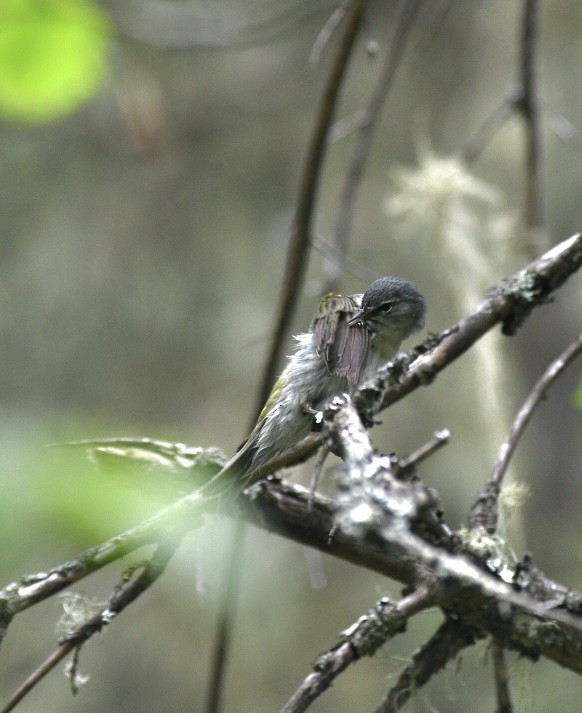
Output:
[199, 439, 259, 500]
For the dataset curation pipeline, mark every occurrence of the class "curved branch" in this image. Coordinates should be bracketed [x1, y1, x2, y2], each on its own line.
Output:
[470, 333, 582, 532]
[375, 618, 479, 713]
[281, 588, 432, 713]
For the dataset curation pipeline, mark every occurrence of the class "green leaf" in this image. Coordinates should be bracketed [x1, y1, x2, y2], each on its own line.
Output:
[0, 0, 111, 122]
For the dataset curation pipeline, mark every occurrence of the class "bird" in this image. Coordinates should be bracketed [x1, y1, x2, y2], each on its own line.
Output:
[205, 276, 426, 496]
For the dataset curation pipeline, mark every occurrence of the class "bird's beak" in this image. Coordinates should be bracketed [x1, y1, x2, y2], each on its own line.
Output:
[347, 309, 367, 326]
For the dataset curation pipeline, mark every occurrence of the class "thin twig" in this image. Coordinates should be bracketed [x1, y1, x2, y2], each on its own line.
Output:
[461, 86, 524, 164]
[308, 445, 329, 506]
[492, 333, 582, 488]
[205, 520, 247, 713]
[281, 588, 432, 713]
[469, 333, 582, 532]
[518, 0, 544, 239]
[492, 640, 513, 713]
[0, 538, 180, 713]
[462, 0, 544, 247]
[309, 1, 350, 65]
[0, 498, 202, 628]
[375, 618, 479, 713]
[0, 640, 77, 713]
[329, 0, 421, 293]
[395, 429, 450, 476]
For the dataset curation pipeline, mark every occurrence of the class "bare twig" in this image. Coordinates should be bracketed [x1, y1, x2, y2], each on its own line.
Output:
[308, 444, 329, 505]
[0, 638, 81, 713]
[461, 86, 524, 164]
[0, 500, 200, 630]
[462, 0, 544, 246]
[281, 588, 432, 713]
[205, 519, 247, 713]
[395, 428, 450, 477]
[309, 1, 350, 65]
[492, 640, 513, 713]
[329, 0, 421, 293]
[375, 617, 479, 713]
[0, 538, 180, 713]
[518, 0, 544, 238]
[469, 333, 582, 532]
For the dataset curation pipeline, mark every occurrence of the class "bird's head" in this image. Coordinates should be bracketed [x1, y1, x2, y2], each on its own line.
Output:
[347, 276, 426, 339]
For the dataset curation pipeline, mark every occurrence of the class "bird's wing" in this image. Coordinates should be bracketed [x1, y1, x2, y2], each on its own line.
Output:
[311, 293, 369, 387]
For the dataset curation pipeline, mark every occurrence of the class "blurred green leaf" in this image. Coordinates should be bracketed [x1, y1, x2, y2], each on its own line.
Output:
[0, 0, 111, 122]
[35, 445, 167, 544]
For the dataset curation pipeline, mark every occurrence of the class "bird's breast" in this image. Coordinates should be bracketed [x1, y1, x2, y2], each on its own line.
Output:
[370, 329, 404, 362]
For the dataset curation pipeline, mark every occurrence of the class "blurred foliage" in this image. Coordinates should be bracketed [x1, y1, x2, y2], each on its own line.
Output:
[0, 0, 111, 121]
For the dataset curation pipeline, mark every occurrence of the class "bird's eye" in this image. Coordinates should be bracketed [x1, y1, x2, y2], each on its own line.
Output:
[379, 303, 393, 313]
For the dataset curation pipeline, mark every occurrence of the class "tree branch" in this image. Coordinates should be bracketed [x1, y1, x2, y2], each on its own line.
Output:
[0, 537, 180, 713]
[281, 588, 432, 713]
[492, 641, 514, 713]
[375, 618, 479, 713]
[461, 0, 544, 247]
[469, 333, 582, 532]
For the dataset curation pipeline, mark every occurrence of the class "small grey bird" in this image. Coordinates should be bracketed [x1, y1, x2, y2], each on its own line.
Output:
[214, 276, 426, 492]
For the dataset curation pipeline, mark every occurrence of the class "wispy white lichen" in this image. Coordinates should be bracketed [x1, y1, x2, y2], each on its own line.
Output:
[386, 151, 500, 225]
[55, 592, 104, 636]
[385, 150, 504, 303]
[384, 148, 522, 551]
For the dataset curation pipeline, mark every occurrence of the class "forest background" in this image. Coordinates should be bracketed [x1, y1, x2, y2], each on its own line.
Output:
[1, 1, 582, 711]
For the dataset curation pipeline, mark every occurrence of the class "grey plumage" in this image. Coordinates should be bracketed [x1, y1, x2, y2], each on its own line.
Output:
[215, 276, 426, 491]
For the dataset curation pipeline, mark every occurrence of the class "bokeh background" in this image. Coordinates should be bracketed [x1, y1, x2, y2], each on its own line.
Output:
[1, 0, 582, 711]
